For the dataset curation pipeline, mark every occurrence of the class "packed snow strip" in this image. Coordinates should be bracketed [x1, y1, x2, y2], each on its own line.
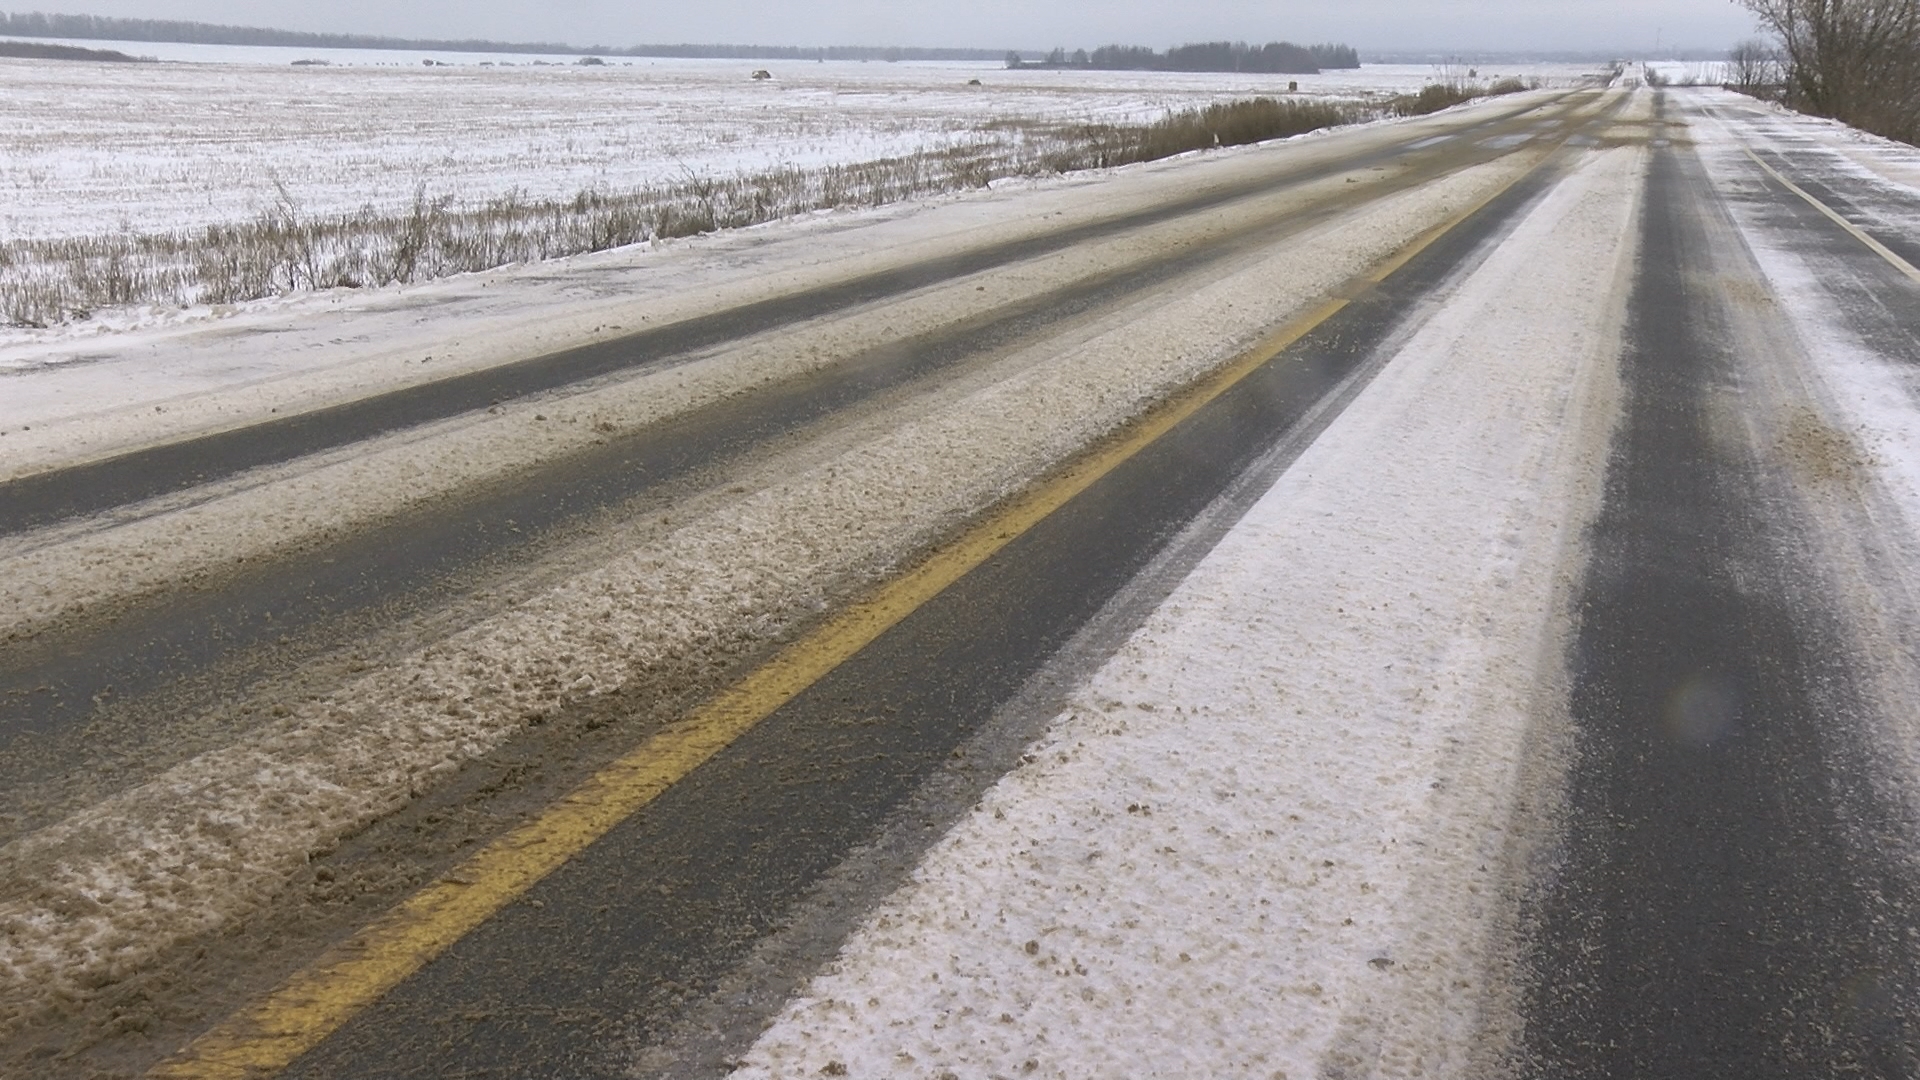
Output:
[0, 155, 1544, 1037]
[730, 146, 1644, 1080]
[0, 160, 1463, 643]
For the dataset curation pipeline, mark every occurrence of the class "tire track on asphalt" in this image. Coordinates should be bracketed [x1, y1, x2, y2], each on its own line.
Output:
[1517, 112, 1920, 1079]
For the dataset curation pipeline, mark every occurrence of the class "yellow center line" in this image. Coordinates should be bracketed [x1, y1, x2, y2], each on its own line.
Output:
[147, 145, 1545, 1080]
[1743, 145, 1920, 286]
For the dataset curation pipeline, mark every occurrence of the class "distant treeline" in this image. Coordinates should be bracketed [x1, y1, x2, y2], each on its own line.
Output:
[0, 11, 1009, 61]
[1010, 41, 1360, 74]
[0, 37, 144, 60]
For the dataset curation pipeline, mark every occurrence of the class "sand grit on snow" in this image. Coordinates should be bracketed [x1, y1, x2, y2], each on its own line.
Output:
[729, 146, 1645, 1080]
[1684, 92, 1920, 843]
[0, 153, 1546, 1037]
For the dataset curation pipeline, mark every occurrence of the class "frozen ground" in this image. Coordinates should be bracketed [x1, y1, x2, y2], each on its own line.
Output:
[0, 46, 1600, 244]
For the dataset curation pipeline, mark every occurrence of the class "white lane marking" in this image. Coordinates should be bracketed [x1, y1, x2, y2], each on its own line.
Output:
[1405, 135, 1454, 150]
[1743, 147, 1920, 286]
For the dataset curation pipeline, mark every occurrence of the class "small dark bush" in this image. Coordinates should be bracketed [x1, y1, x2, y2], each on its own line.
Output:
[1388, 83, 1480, 116]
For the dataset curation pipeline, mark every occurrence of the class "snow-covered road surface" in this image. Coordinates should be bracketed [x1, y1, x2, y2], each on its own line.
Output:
[6, 85, 1920, 1079]
[732, 141, 1641, 1080]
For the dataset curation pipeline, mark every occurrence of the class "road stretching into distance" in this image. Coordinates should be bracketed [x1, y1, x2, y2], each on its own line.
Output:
[3, 82, 1920, 1077]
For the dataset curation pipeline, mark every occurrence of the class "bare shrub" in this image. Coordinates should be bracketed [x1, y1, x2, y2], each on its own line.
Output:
[1740, 0, 1920, 144]
[1389, 83, 1483, 116]
[1728, 37, 1785, 94]
[1146, 98, 1359, 154]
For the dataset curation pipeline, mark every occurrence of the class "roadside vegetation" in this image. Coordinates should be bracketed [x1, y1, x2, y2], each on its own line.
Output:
[1736, 0, 1919, 145]
[0, 82, 1532, 328]
[0, 39, 147, 61]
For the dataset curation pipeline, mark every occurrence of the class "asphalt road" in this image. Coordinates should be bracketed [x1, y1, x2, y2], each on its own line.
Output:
[0, 92, 1590, 756]
[5, 90, 1612, 1079]
[1516, 99, 1920, 1077]
[256, 135, 1570, 1080]
[13, 86, 1920, 1079]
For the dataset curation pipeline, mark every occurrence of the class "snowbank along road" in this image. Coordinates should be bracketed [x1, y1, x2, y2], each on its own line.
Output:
[4, 83, 1920, 1078]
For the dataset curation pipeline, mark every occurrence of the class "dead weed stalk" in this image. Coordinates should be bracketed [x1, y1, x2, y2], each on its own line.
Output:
[0, 90, 1513, 328]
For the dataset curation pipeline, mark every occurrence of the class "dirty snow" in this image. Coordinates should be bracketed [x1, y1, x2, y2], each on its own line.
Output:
[0, 50, 1598, 245]
[0, 138, 1548, 1037]
[729, 145, 1643, 1079]
[0, 142, 1532, 642]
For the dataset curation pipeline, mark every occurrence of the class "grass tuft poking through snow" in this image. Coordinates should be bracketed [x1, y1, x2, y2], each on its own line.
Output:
[0, 98, 1376, 329]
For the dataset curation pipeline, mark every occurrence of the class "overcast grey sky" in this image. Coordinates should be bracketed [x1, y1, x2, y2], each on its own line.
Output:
[22, 1, 1764, 53]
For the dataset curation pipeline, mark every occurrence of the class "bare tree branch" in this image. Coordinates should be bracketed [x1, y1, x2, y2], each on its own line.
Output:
[1736, 0, 1920, 143]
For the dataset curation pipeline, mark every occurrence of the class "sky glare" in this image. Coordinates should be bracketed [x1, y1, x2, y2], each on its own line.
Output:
[15, 0, 1763, 53]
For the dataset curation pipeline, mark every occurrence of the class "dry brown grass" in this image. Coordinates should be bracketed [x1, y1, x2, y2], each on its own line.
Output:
[0, 91, 1501, 328]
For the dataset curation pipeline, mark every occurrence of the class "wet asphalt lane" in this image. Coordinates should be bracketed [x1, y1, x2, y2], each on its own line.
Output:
[1516, 121, 1920, 1078]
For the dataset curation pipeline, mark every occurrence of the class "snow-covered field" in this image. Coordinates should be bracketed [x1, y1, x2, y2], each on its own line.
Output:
[0, 46, 1599, 243]
[0, 46, 1604, 336]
